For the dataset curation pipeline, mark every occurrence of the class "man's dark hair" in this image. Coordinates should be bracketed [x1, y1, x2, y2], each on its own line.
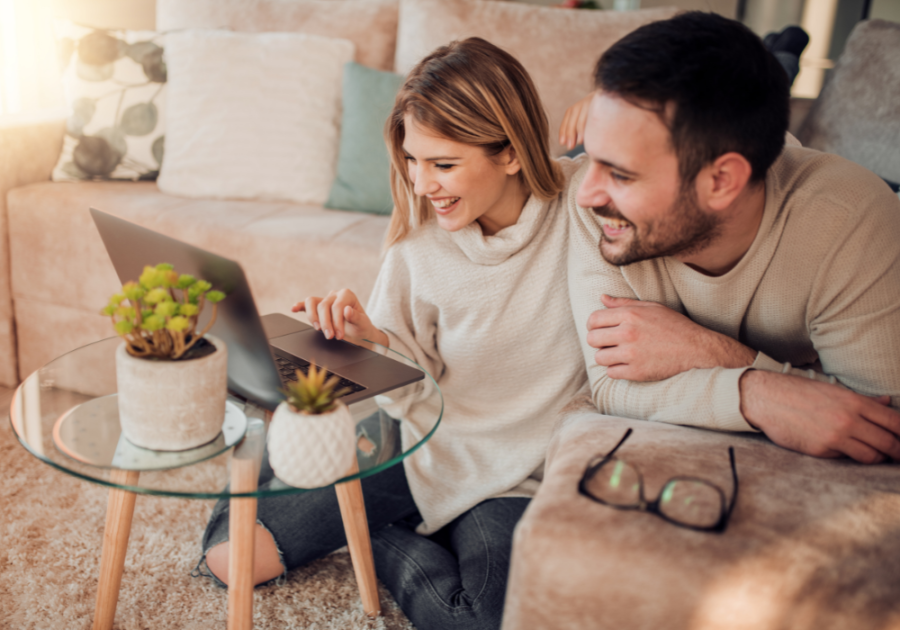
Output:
[594, 11, 790, 184]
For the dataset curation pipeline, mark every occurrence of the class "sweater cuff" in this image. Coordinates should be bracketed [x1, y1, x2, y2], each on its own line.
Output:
[714, 367, 760, 433]
[382, 329, 412, 361]
[752, 351, 788, 373]
[752, 351, 837, 384]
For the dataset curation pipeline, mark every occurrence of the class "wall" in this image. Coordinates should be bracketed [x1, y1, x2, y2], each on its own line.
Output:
[743, 0, 805, 34]
[52, 0, 154, 30]
[871, 0, 900, 22]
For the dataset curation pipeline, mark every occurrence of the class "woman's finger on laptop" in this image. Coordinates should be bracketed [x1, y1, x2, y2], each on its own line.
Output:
[330, 289, 361, 341]
[317, 294, 339, 338]
[301, 296, 324, 331]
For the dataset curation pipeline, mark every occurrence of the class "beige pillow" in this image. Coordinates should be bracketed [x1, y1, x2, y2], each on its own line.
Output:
[157, 31, 354, 204]
[157, 0, 398, 72]
[395, 0, 678, 156]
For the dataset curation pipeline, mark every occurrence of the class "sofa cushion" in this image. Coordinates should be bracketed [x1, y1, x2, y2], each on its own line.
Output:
[326, 62, 404, 216]
[797, 19, 900, 184]
[157, 30, 354, 205]
[52, 22, 166, 182]
[156, 0, 399, 72]
[8, 181, 389, 376]
[395, 0, 678, 157]
[503, 403, 900, 630]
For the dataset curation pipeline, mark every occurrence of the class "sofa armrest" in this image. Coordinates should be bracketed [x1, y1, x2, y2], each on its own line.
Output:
[0, 119, 65, 197]
[546, 393, 596, 471]
[0, 118, 65, 386]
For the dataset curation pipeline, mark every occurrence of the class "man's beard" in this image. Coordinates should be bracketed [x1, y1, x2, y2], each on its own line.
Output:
[595, 186, 722, 266]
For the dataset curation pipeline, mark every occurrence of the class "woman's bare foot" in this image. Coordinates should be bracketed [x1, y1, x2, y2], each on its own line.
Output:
[204, 523, 285, 586]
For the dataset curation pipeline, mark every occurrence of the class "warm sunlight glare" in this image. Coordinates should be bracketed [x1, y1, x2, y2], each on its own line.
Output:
[0, 0, 21, 114]
[0, 0, 62, 119]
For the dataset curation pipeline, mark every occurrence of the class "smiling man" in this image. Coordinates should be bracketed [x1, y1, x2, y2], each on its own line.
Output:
[567, 12, 900, 463]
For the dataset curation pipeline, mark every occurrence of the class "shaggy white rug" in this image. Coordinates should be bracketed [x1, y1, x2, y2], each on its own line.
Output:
[0, 388, 415, 630]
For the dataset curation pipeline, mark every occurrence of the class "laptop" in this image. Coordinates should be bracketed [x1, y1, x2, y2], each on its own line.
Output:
[90, 208, 424, 411]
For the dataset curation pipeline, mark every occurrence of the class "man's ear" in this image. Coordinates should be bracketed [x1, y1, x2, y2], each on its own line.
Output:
[503, 145, 523, 176]
[696, 152, 753, 211]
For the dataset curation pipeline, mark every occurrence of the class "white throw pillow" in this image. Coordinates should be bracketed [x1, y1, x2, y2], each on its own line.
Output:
[158, 31, 355, 204]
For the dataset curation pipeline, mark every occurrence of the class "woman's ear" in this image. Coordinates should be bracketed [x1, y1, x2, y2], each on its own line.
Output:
[503, 145, 523, 176]
[696, 152, 753, 211]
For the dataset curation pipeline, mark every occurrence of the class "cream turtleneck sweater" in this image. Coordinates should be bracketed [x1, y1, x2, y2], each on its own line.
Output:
[367, 157, 588, 535]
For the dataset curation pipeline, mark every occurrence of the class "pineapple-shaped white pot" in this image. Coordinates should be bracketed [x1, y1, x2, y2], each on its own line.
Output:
[267, 362, 357, 488]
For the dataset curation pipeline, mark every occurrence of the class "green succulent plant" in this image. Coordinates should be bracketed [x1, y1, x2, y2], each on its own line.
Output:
[283, 362, 351, 415]
[101, 263, 226, 359]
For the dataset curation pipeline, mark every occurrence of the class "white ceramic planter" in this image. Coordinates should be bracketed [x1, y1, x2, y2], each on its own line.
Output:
[116, 335, 228, 451]
[267, 400, 356, 488]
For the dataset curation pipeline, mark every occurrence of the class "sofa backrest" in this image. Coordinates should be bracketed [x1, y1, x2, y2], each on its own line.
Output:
[797, 19, 900, 185]
[395, 0, 679, 158]
[158, 0, 679, 158]
[157, 0, 399, 71]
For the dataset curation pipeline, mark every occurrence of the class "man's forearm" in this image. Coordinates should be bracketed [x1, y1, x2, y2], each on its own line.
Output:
[588, 361, 757, 432]
[696, 327, 757, 371]
[737, 368, 900, 463]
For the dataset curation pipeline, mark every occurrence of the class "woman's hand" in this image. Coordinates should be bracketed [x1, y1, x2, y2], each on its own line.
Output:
[291, 289, 389, 347]
[559, 92, 594, 151]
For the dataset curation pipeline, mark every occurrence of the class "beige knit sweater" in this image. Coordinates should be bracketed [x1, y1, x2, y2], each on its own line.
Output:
[567, 146, 900, 431]
[368, 158, 588, 535]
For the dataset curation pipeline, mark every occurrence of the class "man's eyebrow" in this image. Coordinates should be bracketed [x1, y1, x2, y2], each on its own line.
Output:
[594, 158, 639, 177]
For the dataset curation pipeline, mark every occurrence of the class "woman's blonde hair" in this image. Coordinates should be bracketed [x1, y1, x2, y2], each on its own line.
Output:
[384, 37, 564, 248]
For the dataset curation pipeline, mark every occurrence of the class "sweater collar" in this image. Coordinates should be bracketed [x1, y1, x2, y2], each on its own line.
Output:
[447, 194, 549, 265]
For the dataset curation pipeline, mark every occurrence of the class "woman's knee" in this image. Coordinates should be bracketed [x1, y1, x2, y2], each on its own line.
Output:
[204, 523, 285, 586]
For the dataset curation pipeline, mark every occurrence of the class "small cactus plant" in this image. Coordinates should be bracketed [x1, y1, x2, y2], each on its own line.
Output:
[101, 263, 226, 360]
[283, 362, 350, 414]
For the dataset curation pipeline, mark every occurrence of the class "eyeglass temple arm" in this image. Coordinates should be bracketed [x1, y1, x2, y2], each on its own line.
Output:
[725, 446, 739, 517]
[606, 428, 633, 459]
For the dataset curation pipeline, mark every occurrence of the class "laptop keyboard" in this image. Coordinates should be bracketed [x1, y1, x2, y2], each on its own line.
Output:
[274, 355, 367, 398]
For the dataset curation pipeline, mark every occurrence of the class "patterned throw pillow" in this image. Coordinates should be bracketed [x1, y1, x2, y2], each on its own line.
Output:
[52, 22, 166, 181]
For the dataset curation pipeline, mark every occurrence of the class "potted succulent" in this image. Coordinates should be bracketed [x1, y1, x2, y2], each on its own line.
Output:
[267, 362, 357, 488]
[102, 263, 228, 451]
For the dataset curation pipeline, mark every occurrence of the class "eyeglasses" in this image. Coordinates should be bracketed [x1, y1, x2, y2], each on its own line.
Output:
[578, 428, 738, 533]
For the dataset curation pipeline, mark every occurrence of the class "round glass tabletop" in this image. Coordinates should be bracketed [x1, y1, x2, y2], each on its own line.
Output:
[9, 335, 442, 499]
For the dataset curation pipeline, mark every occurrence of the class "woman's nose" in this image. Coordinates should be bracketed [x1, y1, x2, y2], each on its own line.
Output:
[413, 168, 440, 197]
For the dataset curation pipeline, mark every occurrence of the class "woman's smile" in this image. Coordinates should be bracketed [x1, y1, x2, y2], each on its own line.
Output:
[430, 196, 461, 214]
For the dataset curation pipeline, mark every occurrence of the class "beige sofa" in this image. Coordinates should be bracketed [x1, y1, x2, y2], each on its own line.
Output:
[0, 0, 678, 388]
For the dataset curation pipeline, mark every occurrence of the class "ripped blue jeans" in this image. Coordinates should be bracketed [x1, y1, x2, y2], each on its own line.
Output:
[195, 446, 528, 630]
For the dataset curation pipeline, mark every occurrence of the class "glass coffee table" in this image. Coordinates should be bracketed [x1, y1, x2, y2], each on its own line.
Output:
[9, 335, 442, 630]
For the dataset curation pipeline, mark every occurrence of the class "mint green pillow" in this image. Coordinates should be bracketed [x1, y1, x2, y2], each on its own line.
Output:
[326, 62, 405, 215]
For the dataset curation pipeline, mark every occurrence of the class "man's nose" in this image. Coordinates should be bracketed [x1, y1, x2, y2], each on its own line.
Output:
[576, 164, 611, 209]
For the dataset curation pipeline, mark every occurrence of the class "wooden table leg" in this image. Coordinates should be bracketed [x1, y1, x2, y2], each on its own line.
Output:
[335, 459, 381, 617]
[228, 417, 266, 630]
[93, 469, 140, 630]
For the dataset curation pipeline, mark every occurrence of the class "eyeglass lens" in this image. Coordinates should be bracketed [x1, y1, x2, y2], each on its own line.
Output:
[584, 458, 725, 529]
[657, 478, 723, 528]
[582, 459, 641, 507]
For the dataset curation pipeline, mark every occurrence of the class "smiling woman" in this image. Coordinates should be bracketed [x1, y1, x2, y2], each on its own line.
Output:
[0, 0, 63, 121]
